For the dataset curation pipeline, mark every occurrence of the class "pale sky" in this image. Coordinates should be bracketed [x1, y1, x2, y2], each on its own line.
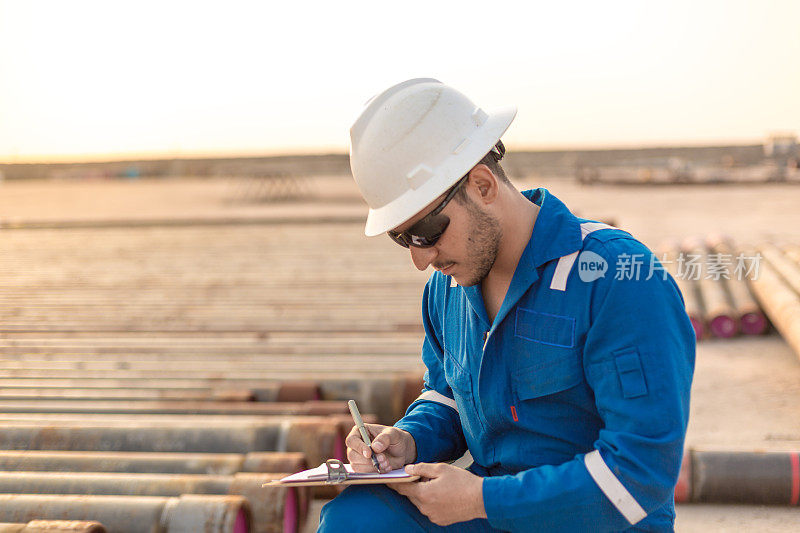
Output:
[1, 0, 798, 163]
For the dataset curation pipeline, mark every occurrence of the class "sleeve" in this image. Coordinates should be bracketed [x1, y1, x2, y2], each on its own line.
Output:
[394, 275, 468, 464]
[481, 237, 696, 532]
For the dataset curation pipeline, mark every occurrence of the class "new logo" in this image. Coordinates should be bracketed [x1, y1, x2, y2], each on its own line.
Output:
[577, 251, 607, 282]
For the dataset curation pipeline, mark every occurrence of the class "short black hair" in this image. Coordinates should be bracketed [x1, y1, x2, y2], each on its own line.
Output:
[452, 140, 511, 204]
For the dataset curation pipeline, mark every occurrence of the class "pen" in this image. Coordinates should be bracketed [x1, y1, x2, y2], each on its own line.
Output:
[348, 399, 381, 472]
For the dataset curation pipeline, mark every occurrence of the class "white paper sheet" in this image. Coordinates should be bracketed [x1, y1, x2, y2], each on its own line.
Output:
[279, 463, 413, 483]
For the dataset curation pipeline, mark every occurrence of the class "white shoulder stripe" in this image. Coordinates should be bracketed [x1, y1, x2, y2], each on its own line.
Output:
[580, 221, 615, 238]
[584, 450, 647, 525]
[550, 222, 617, 292]
[549, 251, 579, 291]
[416, 390, 458, 412]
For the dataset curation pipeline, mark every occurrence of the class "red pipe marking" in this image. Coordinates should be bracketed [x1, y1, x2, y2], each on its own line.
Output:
[510, 405, 518, 422]
[285, 486, 299, 533]
[233, 508, 249, 533]
[791, 452, 799, 506]
[673, 452, 691, 503]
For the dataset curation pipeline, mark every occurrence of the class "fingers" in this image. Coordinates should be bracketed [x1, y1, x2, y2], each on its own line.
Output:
[345, 424, 413, 473]
[365, 423, 385, 439]
[370, 425, 401, 454]
[404, 462, 445, 479]
[344, 424, 376, 457]
[390, 479, 418, 497]
[345, 423, 395, 473]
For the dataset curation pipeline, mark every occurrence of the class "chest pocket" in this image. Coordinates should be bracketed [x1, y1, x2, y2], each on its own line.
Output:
[512, 308, 583, 400]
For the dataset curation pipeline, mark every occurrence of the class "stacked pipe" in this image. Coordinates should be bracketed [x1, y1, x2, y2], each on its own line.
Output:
[707, 236, 769, 336]
[0, 450, 308, 476]
[0, 494, 251, 533]
[0, 222, 435, 529]
[0, 374, 420, 427]
[658, 237, 769, 341]
[0, 472, 297, 533]
[657, 244, 705, 341]
[0, 451, 310, 533]
[674, 449, 800, 506]
[748, 242, 800, 359]
[683, 238, 740, 339]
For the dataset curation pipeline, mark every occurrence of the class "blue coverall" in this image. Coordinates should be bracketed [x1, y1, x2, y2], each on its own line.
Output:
[319, 188, 695, 532]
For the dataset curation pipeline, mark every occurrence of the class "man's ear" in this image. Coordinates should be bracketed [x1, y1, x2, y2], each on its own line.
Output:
[467, 165, 499, 205]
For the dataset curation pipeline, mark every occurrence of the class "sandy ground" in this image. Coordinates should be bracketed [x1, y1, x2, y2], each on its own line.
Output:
[1, 175, 799, 530]
[1, 174, 799, 248]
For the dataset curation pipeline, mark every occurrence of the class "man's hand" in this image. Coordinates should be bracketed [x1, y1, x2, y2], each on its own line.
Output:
[345, 423, 416, 473]
[391, 462, 487, 526]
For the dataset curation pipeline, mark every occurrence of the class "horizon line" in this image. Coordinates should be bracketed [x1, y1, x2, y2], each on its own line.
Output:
[0, 138, 775, 166]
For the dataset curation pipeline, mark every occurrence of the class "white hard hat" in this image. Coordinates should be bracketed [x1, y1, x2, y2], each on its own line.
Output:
[349, 78, 517, 236]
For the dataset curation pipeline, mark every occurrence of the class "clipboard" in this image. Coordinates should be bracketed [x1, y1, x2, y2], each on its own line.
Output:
[263, 459, 420, 487]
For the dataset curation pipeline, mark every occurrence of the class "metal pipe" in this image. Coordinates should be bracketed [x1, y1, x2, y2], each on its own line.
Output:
[747, 251, 800, 360]
[0, 417, 343, 467]
[657, 245, 705, 340]
[0, 472, 303, 533]
[0, 494, 251, 533]
[0, 374, 420, 422]
[0, 389, 255, 402]
[0, 450, 307, 476]
[706, 236, 768, 335]
[683, 241, 739, 338]
[0, 400, 346, 416]
[0, 521, 107, 533]
[784, 244, 800, 269]
[759, 243, 800, 296]
[690, 450, 800, 506]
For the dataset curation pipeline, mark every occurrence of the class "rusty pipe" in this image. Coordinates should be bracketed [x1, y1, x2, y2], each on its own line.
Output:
[0, 522, 107, 533]
[0, 472, 304, 533]
[0, 400, 346, 417]
[747, 250, 800, 360]
[0, 416, 343, 467]
[680, 450, 800, 506]
[706, 236, 768, 336]
[0, 494, 251, 533]
[0, 450, 307, 476]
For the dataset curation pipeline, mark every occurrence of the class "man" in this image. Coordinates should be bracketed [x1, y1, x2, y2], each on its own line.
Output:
[318, 79, 695, 532]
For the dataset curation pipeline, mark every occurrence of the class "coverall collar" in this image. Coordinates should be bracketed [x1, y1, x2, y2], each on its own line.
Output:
[460, 188, 583, 329]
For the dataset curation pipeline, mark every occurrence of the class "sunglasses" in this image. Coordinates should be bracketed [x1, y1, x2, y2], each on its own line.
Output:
[387, 175, 468, 248]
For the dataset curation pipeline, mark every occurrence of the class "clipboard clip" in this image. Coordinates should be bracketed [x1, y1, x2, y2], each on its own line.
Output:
[325, 459, 350, 484]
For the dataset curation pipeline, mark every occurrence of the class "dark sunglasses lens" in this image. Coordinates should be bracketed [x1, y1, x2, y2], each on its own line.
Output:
[388, 231, 410, 248]
[389, 214, 450, 249]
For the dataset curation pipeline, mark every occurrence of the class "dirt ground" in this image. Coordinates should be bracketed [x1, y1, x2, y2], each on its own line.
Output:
[1, 174, 798, 530]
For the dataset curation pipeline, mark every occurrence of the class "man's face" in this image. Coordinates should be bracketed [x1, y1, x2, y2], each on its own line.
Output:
[391, 185, 503, 287]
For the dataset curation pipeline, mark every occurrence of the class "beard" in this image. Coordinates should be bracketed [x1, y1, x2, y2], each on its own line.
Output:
[458, 198, 503, 287]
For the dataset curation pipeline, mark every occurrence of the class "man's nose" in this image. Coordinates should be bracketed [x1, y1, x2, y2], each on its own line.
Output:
[409, 245, 438, 271]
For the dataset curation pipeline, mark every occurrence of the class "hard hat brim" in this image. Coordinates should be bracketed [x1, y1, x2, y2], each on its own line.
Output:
[363, 104, 517, 237]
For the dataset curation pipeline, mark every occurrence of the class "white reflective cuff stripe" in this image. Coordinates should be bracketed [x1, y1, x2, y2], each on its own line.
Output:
[416, 390, 458, 412]
[584, 450, 647, 525]
[550, 251, 579, 291]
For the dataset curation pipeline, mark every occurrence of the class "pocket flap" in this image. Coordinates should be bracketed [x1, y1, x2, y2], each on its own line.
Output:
[515, 308, 576, 348]
[614, 348, 648, 399]
[513, 352, 583, 400]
